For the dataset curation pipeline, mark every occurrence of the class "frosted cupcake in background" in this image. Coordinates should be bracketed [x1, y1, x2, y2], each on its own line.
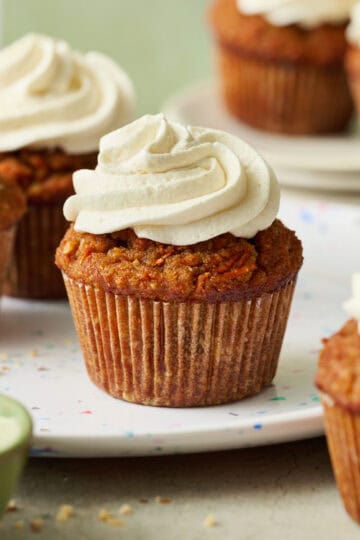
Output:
[209, 0, 355, 134]
[0, 33, 135, 299]
[346, 2, 360, 120]
[56, 113, 303, 408]
[316, 274, 360, 524]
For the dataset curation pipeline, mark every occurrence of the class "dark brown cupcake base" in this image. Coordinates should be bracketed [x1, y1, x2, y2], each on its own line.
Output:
[64, 274, 296, 407]
[217, 43, 353, 135]
[0, 226, 16, 294]
[6, 204, 68, 299]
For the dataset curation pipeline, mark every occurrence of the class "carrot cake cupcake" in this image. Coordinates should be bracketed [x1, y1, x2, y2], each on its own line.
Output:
[209, 0, 355, 134]
[56, 113, 303, 407]
[0, 179, 26, 294]
[316, 274, 360, 523]
[0, 33, 135, 299]
[346, 3, 360, 119]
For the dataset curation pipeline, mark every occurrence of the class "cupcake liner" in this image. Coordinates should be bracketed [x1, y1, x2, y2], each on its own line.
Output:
[63, 274, 296, 407]
[322, 396, 360, 524]
[345, 48, 360, 119]
[6, 204, 68, 299]
[216, 44, 353, 134]
[0, 227, 16, 295]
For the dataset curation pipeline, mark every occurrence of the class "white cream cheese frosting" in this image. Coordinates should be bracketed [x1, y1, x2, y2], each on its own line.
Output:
[237, 0, 356, 28]
[347, 2, 360, 46]
[344, 273, 360, 332]
[0, 33, 135, 153]
[64, 114, 280, 246]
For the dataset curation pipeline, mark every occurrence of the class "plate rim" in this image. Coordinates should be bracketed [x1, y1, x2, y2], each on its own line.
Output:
[163, 81, 360, 173]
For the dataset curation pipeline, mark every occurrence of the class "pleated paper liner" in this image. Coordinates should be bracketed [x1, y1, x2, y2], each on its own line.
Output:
[216, 43, 353, 134]
[322, 395, 360, 524]
[64, 274, 296, 407]
[6, 203, 68, 299]
[0, 226, 15, 295]
[346, 47, 360, 121]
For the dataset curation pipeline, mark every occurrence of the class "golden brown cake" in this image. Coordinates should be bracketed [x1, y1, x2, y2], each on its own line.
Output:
[316, 278, 360, 523]
[209, 0, 354, 134]
[56, 114, 303, 407]
[0, 178, 26, 293]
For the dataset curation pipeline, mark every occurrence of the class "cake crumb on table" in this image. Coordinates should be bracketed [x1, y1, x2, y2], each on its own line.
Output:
[98, 509, 112, 522]
[119, 504, 133, 515]
[6, 499, 18, 512]
[30, 517, 44, 533]
[56, 504, 75, 523]
[204, 514, 218, 528]
[107, 517, 125, 527]
[98, 509, 125, 527]
[155, 496, 172, 505]
[14, 520, 24, 530]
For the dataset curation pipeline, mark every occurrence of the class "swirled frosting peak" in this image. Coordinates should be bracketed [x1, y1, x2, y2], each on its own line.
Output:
[0, 33, 135, 153]
[64, 114, 280, 245]
[344, 274, 360, 332]
[347, 2, 360, 46]
[237, 0, 356, 28]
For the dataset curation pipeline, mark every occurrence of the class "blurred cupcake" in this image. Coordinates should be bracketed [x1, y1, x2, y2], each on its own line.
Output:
[56, 114, 303, 407]
[209, 0, 355, 134]
[316, 274, 360, 523]
[0, 33, 135, 299]
[346, 3, 360, 119]
[0, 179, 26, 294]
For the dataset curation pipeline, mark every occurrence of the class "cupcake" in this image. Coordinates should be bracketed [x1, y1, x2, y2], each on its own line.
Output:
[316, 274, 360, 523]
[0, 33, 135, 299]
[209, 0, 355, 134]
[56, 114, 303, 407]
[346, 3, 360, 118]
[0, 179, 26, 294]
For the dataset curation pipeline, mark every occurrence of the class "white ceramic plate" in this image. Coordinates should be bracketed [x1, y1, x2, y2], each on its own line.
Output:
[1, 192, 359, 458]
[276, 167, 360, 192]
[164, 83, 360, 176]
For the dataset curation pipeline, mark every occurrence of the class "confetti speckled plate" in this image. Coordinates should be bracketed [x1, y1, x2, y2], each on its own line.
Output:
[1, 192, 359, 457]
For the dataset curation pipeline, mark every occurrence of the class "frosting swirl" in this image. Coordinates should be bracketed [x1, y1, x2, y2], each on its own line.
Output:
[347, 2, 360, 46]
[344, 273, 360, 332]
[64, 114, 279, 245]
[237, 0, 356, 28]
[0, 33, 135, 153]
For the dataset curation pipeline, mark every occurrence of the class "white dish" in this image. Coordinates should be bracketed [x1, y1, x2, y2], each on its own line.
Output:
[164, 83, 360, 174]
[1, 192, 358, 457]
[276, 167, 360, 192]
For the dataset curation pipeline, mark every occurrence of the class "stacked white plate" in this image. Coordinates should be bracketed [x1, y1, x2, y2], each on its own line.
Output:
[164, 83, 360, 192]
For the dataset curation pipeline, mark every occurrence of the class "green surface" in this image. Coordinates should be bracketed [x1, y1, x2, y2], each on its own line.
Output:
[3, 0, 213, 116]
[0, 395, 32, 516]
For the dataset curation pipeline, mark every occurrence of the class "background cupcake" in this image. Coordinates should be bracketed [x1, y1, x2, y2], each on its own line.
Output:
[316, 274, 360, 523]
[0, 179, 26, 295]
[56, 113, 303, 408]
[346, 2, 360, 119]
[209, 0, 355, 134]
[0, 33, 135, 299]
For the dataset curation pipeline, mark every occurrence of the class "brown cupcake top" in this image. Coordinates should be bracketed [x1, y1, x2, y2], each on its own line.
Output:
[316, 319, 360, 412]
[209, 0, 348, 66]
[0, 177, 26, 230]
[56, 219, 303, 303]
[0, 149, 97, 205]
